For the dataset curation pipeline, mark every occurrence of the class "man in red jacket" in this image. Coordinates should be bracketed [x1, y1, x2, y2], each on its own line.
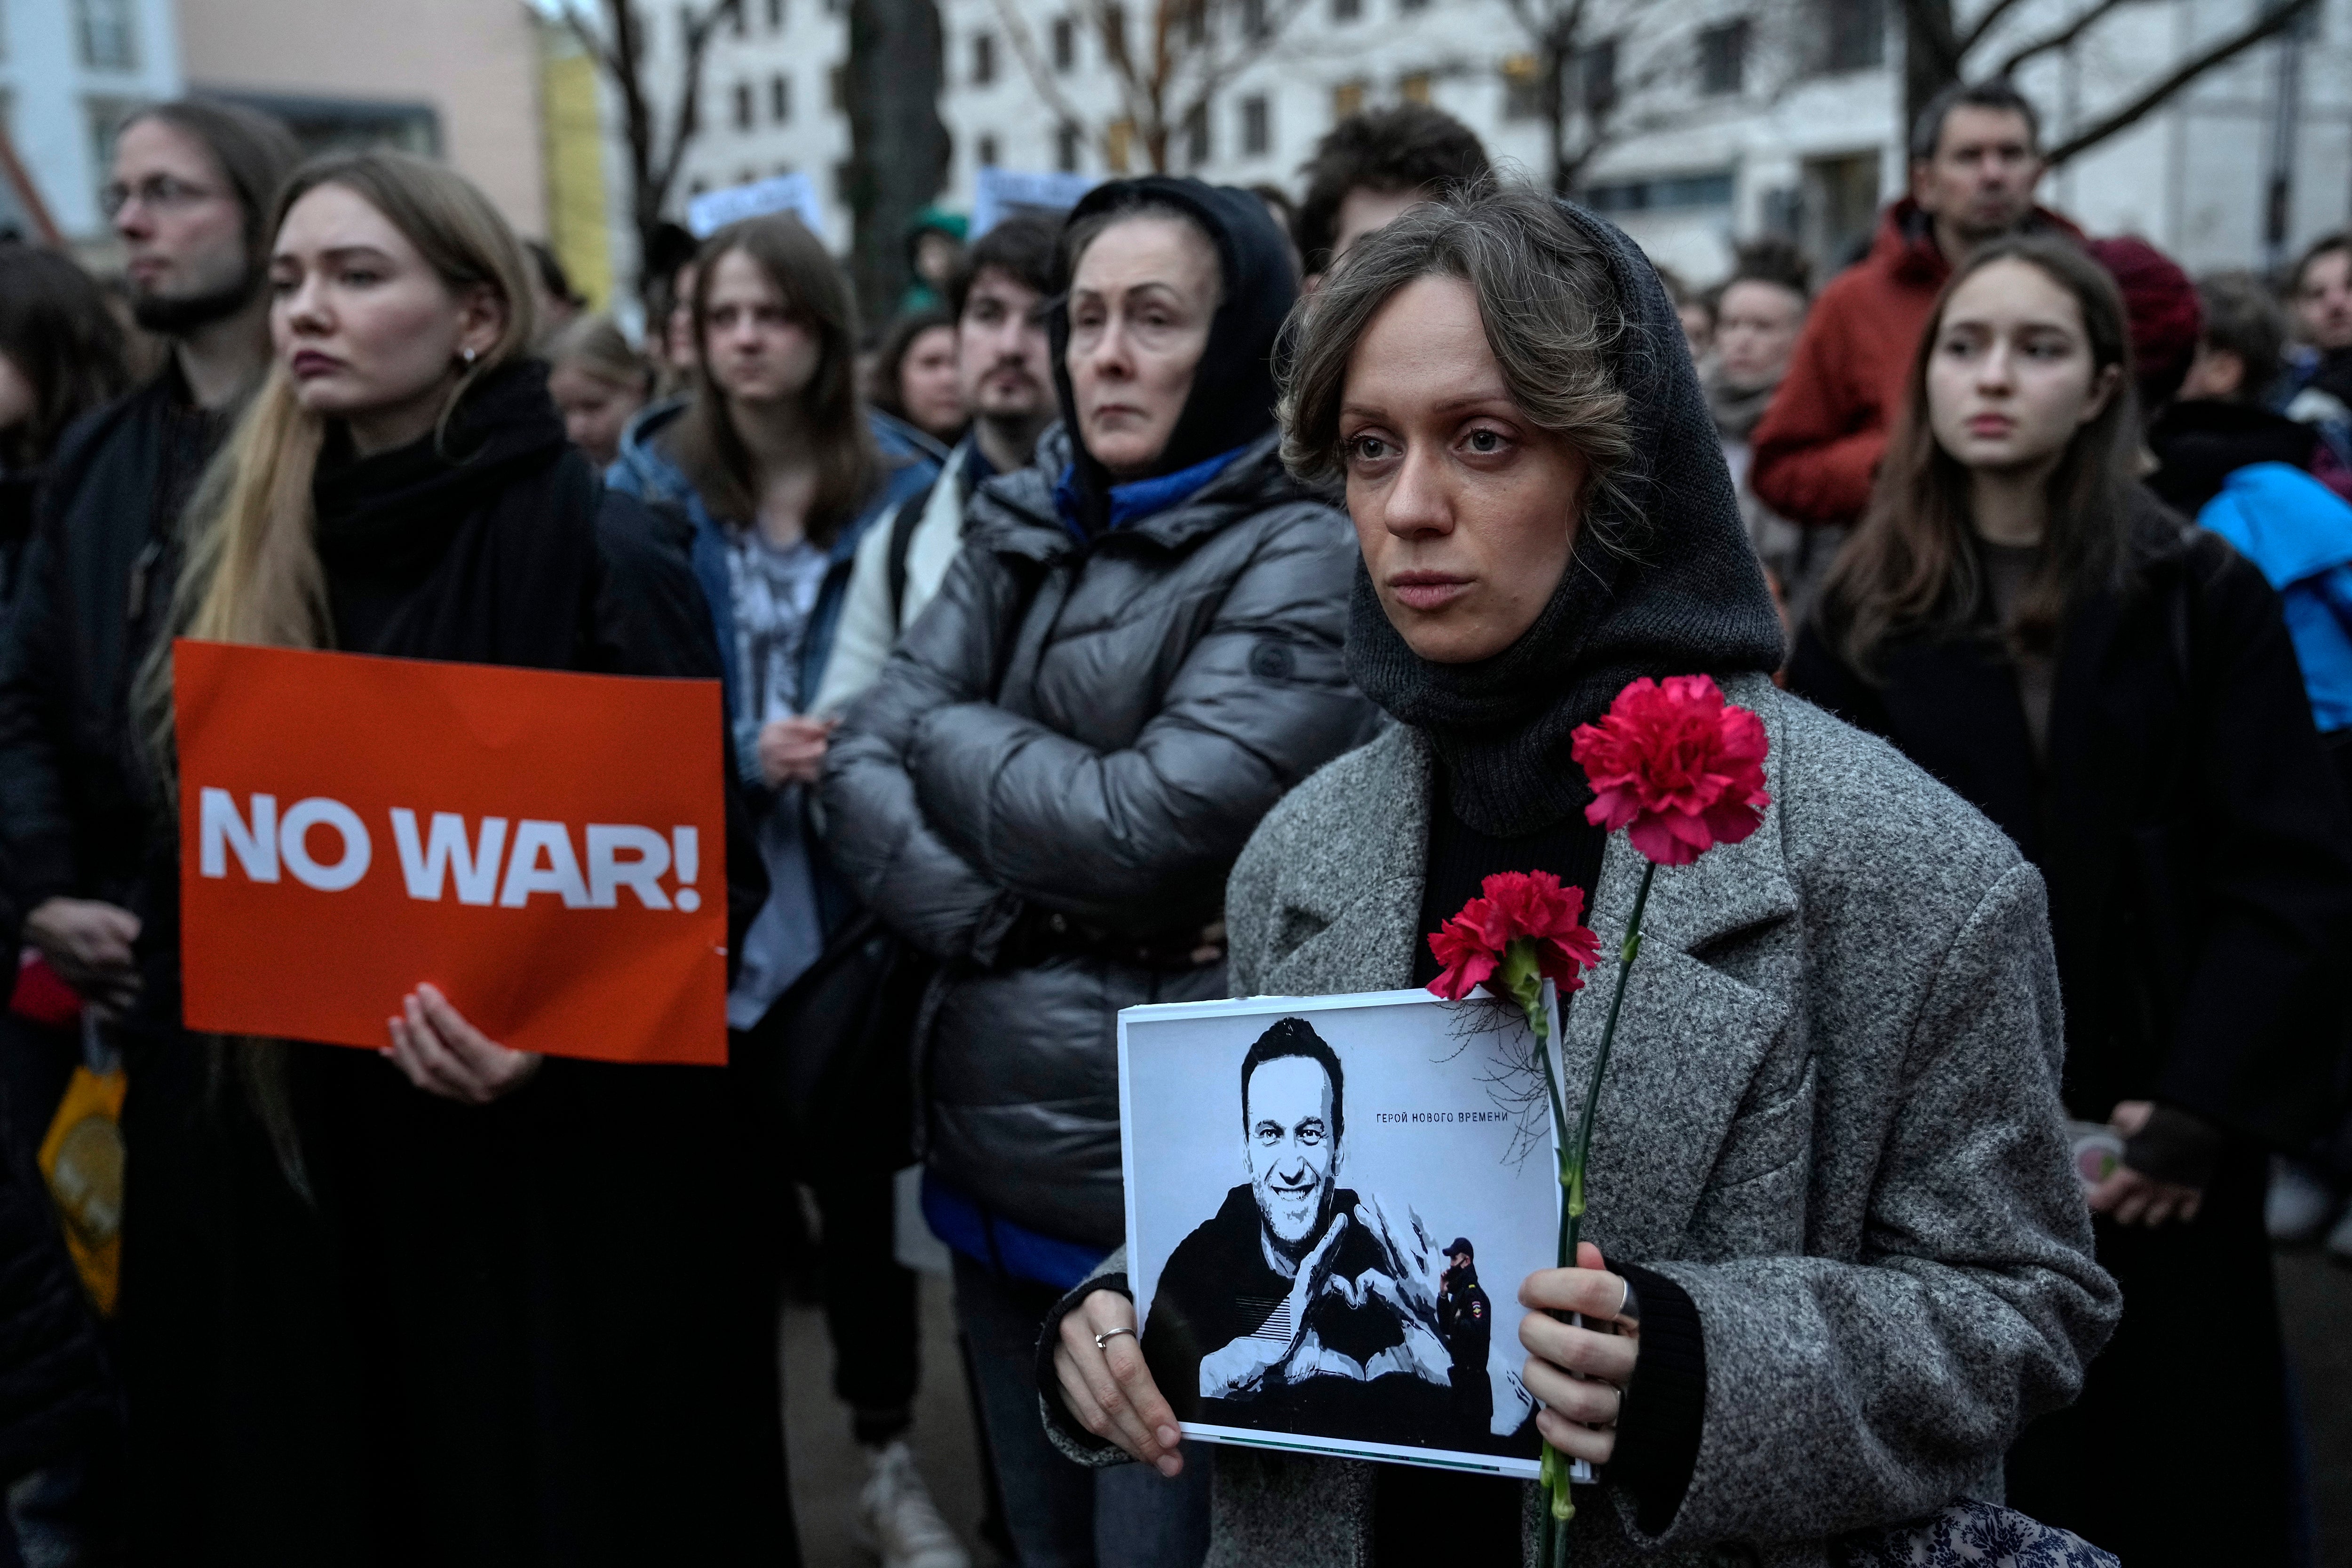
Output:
[1750, 81, 2084, 528]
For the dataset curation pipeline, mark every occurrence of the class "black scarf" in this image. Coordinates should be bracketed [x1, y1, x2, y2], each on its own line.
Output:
[1346, 199, 1785, 837]
[310, 358, 580, 658]
[1047, 176, 1297, 537]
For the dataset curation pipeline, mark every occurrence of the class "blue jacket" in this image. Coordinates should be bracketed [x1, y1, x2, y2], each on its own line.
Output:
[607, 399, 939, 1021]
[2199, 461, 2352, 732]
[605, 400, 941, 736]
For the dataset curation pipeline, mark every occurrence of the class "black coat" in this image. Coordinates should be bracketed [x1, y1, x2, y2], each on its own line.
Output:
[122, 363, 788, 1568]
[1788, 499, 2352, 1146]
[0, 367, 222, 947]
[0, 1114, 115, 1488]
[1786, 496, 2352, 1566]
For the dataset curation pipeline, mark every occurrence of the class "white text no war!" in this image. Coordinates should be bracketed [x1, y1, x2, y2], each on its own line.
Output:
[197, 789, 705, 912]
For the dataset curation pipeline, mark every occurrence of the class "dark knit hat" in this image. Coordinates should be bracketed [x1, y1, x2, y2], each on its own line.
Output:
[2087, 236, 2202, 412]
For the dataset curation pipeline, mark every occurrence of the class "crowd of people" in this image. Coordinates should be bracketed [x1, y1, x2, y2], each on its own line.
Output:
[0, 78, 2344, 1568]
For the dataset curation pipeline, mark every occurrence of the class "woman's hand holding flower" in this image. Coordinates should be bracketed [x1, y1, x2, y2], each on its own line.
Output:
[1518, 1242, 1639, 1465]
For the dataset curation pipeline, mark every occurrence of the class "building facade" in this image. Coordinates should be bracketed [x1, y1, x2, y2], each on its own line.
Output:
[176, 0, 549, 239]
[654, 0, 2352, 291]
[0, 0, 186, 245]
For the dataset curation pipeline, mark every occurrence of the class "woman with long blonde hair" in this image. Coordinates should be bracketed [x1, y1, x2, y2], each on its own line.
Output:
[125, 151, 789, 1564]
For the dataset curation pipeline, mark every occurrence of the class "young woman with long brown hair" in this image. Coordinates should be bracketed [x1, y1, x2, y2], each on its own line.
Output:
[1788, 236, 2352, 1567]
[126, 151, 788, 1564]
[604, 215, 954, 1561]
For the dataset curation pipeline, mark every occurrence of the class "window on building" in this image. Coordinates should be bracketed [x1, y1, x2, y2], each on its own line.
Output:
[977, 132, 1000, 167]
[689, 176, 710, 198]
[1106, 117, 1134, 173]
[84, 96, 138, 202]
[679, 4, 694, 51]
[1501, 54, 1542, 120]
[1399, 0, 1429, 12]
[1183, 102, 1210, 167]
[830, 63, 848, 111]
[1052, 15, 1075, 70]
[834, 159, 853, 200]
[733, 80, 754, 130]
[767, 0, 786, 29]
[1239, 0, 1268, 39]
[1240, 94, 1270, 156]
[74, 0, 138, 71]
[770, 72, 791, 122]
[1331, 79, 1366, 122]
[1698, 20, 1748, 96]
[774, 161, 795, 176]
[1181, 0, 1206, 46]
[739, 166, 758, 185]
[1103, 2, 1129, 62]
[1398, 70, 1431, 104]
[1582, 169, 1735, 214]
[731, 0, 747, 37]
[824, 0, 843, 13]
[1055, 120, 1081, 171]
[1333, 0, 1360, 21]
[973, 31, 996, 84]
[1819, 0, 1883, 73]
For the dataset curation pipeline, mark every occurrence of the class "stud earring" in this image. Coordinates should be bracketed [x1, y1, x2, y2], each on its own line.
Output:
[461, 347, 478, 366]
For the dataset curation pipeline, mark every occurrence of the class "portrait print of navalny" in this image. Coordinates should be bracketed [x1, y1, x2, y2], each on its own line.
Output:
[1116, 989, 1560, 1477]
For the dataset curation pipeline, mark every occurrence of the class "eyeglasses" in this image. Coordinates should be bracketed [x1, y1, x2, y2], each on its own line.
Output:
[99, 175, 222, 219]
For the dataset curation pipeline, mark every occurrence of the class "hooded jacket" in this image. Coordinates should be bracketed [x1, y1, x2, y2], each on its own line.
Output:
[821, 179, 1377, 1254]
[1038, 196, 2117, 1568]
[1748, 198, 2086, 527]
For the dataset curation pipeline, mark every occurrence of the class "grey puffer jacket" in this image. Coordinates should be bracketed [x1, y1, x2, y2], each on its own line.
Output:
[821, 427, 1377, 1247]
[1042, 676, 2122, 1567]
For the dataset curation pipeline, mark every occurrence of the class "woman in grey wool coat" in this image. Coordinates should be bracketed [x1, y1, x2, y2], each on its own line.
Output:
[1041, 186, 2122, 1567]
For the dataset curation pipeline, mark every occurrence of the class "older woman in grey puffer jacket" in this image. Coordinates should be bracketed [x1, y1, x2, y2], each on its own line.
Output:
[826, 419, 1372, 1240]
[822, 175, 1377, 1561]
[1038, 187, 2120, 1568]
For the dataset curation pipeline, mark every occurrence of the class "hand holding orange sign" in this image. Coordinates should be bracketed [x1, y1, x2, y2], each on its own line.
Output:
[174, 640, 730, 1066]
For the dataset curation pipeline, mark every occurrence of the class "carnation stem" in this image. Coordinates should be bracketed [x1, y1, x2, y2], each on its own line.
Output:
[1541, 858, 1659, 1568]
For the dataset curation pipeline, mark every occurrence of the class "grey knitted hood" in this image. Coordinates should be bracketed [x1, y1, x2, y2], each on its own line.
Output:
[1343, 197, 1785, 836]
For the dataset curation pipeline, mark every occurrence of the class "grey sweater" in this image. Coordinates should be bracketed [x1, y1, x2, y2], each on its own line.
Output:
[1042, 674, 2120, 1567]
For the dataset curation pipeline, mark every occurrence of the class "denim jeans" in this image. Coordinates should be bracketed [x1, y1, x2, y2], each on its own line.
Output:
[950, 1252, 1209, 1568]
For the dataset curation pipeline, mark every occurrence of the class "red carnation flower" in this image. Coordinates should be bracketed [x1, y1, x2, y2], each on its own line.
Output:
[1427, 871, 1599, 1003]
[1571, 674, 1770, 867]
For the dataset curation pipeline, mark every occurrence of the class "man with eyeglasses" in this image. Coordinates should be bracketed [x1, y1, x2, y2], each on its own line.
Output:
[0, 95, 298, 1567]
[0, 99, 297, 1022]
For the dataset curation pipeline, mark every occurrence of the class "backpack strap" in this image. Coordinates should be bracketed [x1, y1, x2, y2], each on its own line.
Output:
[886, 480, 936, 626]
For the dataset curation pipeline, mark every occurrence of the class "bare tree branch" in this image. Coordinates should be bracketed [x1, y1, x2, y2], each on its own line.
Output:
[2042, 0, 2317, 165]
[652, 0, 744, 205]
[1991, 0, 2130, 80]
[1956, 0, 2033, 54]
[987, 0, 1089, 145]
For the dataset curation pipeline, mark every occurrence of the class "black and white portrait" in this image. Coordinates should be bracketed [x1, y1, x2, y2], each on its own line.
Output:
[1119, 990, 1560, 1477]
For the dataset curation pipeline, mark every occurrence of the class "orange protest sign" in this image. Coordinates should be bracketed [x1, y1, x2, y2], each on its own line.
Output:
[174, 640, 729, 1066]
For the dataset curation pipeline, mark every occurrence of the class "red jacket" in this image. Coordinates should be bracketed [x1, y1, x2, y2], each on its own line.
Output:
[1749, 198, 2085, 526]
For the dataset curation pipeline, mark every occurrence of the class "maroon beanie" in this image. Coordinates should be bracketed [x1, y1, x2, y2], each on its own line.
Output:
[2087, 236, 2202, 411]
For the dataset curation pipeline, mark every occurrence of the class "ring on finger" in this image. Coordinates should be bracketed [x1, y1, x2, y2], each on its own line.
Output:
[1095, 1326, 1137, 1352]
